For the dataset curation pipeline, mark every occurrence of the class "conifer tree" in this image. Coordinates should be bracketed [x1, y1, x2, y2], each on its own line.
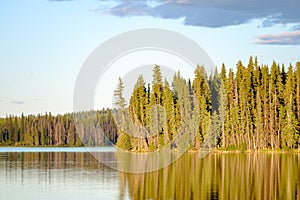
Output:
[148, 65, 164, 149]
[253, 64, 263, 149]
[162, 79, 176, 143]
[114, 77, 132, 150]
[192, 66, 211, 148]
[261, 66, 270, 149]
[218, 68, 227, 148]
[295, 62, 300, 131]
[282, 65, 298, 148]
[173, 71, 194, 149]
[129, 75, 148, 150]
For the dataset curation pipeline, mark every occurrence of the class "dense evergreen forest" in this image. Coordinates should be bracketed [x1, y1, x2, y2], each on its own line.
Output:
[115, 57, 300, 151]
[0, 109, 117, 146]
[1, 57, 300, 151]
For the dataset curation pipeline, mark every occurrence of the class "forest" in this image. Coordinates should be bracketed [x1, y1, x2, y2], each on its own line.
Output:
[114, 57, 300, 151]
[1, 57, 300, 151]
[0, 109, 118, 146]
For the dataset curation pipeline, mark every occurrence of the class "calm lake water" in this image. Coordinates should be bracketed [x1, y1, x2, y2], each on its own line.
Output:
[0, 148, 299, 200]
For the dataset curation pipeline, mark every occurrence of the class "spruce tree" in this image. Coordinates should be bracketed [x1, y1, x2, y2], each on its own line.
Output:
[295, 62, 300, 132]
[148, 65, 164, 149]
[282, 65, 298, 149]
[129, 75, 148, 150]
[192, 66, 211, 148]
[162, 79, 176, 143]
[114, 77, 132, 150]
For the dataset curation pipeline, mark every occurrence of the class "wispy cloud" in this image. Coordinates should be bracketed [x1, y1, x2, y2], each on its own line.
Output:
[290, 24, 300, 31]
[11, 100, 24, 105]
[96, 0, 300, 28]
[256, 30, 300, 45]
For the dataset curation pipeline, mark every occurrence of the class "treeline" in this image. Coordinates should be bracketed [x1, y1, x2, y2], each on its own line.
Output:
[2, 57, 300, 150]
[0, 109, 117, 146]
[114, 57, 300, 151]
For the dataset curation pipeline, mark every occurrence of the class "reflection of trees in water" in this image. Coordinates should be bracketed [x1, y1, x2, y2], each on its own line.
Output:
[1, 152, 299, 200]
[0, 152, 106, 170]
[120, 153, 300, 200]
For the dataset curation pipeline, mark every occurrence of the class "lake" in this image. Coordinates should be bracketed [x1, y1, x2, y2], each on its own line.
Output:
[0, 148, 299, 200]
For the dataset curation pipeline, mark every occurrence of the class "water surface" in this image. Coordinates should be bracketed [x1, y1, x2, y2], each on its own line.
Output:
[0, 148, 299, 200]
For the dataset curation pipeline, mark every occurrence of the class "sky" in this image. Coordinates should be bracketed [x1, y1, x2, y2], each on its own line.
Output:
[1, 0, 300, 117]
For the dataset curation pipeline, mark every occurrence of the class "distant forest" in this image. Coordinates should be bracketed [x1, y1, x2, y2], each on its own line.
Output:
[0, 109, 118, 146]
[1, 57, 300, 150]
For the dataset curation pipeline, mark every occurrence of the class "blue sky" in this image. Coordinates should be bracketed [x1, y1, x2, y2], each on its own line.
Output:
[1, 0, 300, 117]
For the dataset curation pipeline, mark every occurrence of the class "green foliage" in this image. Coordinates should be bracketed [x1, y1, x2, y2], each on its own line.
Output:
[117, 59, 300, 151]
[193, 66, 211, 148]
[0, 109, 117, 147]
[114, 77, 126, 110]
[4, 58, 300, 151]
[226, 145, 237, 151]
[116, 131, 132, 150]
[238, 143, 247, 151]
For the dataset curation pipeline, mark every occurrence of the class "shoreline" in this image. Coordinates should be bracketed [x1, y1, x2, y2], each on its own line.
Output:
[1, 145, 299, 154]
[211, 148, 300, 154]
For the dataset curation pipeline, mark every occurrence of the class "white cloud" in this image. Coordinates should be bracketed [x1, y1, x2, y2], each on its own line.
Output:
[256, 30, 300, 45]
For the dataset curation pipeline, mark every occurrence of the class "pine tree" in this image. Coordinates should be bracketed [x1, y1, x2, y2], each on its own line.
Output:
[148, 65, 164, 149]
[253, 64, 263, 149]
[261, 65, 270, 149]
[236, 61, 247, 148]
[226, 68, 239, 147]
[295, 62, 300, 136]
[129, 75, 148, 150]
[114, 77, 126, 110]
[13, 116, 19, 144]
[162, 79, 176, 143]
[173, 71, 194, 149]
[269, 62, 280, 149]
[192, 66, 211, 149]
[114, 77, 132, 150]
[218, 69, 227, 148]
[282, 65, 298, 149]
[67, 122, 75, 146]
